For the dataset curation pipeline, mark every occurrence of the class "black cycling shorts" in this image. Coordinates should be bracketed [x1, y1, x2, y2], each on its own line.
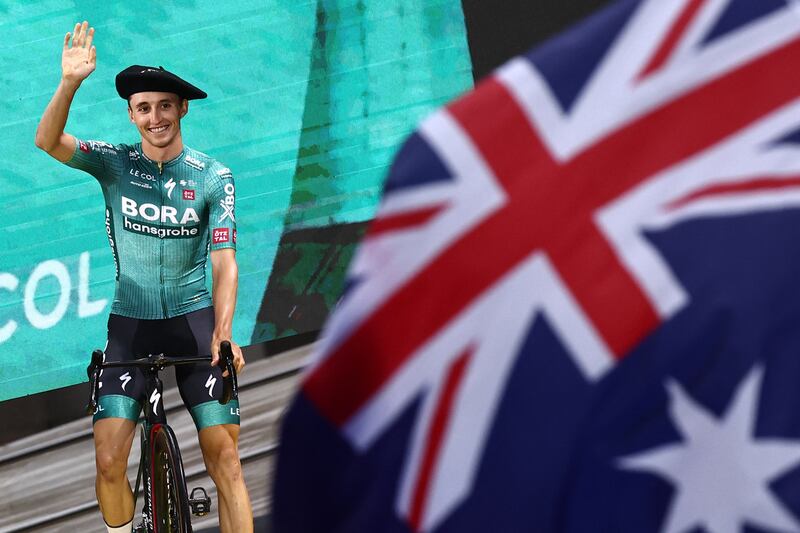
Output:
[93, 307, 240, 430]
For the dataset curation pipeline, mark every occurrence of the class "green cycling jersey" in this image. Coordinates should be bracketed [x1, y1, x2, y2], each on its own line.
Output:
[66, 138, 236, 319]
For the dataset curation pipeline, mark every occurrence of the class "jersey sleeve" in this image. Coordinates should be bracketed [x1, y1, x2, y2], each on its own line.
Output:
[64, 138, 124, 186]
[207, 165, 237, 251]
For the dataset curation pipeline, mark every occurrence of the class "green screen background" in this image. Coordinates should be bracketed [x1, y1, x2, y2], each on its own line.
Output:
[0, 0, 473, 401]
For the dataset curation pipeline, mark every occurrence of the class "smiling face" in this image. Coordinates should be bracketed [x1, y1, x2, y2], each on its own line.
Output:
[128, 91, 188, 157]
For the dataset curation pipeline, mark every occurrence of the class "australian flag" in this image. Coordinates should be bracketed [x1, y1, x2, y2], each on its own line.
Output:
[273, 1, 800, 531]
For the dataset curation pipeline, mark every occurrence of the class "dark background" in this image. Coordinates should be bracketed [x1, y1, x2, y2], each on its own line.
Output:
[461, 0, 613, 81]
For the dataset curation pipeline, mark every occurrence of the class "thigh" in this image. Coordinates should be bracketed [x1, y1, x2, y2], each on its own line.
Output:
[94, 314, 146, 424]
[173, 308, 241, 431]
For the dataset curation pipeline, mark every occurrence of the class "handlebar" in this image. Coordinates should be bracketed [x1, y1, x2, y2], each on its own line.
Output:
[85, 343, 238, 415]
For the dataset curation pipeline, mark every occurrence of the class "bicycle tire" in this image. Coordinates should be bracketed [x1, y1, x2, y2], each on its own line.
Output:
[150, 424, 192, 533]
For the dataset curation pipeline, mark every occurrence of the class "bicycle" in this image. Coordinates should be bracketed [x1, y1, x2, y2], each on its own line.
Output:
[86, 341, 239, 533]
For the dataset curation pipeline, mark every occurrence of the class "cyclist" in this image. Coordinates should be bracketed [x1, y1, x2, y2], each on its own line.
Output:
[34, 21, 253, 533]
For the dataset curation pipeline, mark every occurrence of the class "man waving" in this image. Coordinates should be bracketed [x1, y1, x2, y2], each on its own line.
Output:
[35, 21, 253, 533]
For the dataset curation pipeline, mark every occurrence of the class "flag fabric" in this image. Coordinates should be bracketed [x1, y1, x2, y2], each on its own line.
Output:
[273, 1, 800, 531]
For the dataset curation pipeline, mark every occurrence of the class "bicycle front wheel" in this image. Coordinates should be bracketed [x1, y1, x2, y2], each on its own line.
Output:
[150, 424, 192, 533]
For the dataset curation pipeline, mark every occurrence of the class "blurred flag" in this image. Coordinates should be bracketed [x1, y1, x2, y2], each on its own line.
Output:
[273, 1, 800, 531]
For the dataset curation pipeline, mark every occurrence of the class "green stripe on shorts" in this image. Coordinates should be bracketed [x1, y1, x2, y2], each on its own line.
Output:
[191, 399, 240, 430]
[93, 394, 141, 424]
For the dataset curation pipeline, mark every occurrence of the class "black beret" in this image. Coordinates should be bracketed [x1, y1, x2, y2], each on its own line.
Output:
[115, 65, 207, 100]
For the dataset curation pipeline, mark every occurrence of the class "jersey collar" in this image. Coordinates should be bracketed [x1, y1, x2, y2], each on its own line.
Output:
[136, 143, 186, 170]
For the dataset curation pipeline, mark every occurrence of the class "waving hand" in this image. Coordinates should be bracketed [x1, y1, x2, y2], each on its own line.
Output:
[34, 21, 96, 162]
[62, 21, 96, 83]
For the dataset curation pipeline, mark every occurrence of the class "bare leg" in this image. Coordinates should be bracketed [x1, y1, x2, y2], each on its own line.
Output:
[94, 418, 137, 526]
[198, 424, 253, 533]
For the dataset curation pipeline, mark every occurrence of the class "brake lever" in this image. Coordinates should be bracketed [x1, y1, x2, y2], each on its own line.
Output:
[218, 341, 239, 405]
[85, 349, 104, 415]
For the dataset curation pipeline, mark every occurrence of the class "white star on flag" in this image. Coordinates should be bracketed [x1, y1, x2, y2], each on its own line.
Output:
[617, 366, 800, 533]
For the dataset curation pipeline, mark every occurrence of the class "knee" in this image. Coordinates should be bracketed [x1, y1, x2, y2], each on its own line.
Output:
[204, 444, 242, 485]
[95, 446, 128, 483]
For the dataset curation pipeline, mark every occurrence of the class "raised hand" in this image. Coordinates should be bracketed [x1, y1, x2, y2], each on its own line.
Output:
[62, 21, 96, 84]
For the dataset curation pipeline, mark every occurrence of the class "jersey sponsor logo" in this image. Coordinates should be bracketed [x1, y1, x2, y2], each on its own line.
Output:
[122, 197, 200, 224]
[89, 140, 115, 149]
[124, 218, 200, 238]
[205, 374, 216, 397]
[88, 140, 117, 155]
[217, 168, 233, 179]
[79, 141, 91, 153]
[213, 228, 229, 243]
[183, 189, 195, 201]
[129, 168, 156, 182]
[230, 407, 240, 416]
[165, 177, 177, 199]
[121, 196, 201, 239]
[218, 182, 235, 223]
[105, 207, 119, 280]
[184, 155, 205, 171]
[120, 371, 132, 391]
[233, 229, 237, 244]
[130, 180, 153, 190]
[179, 179, 197, 187]
[128, 150, 140, 161]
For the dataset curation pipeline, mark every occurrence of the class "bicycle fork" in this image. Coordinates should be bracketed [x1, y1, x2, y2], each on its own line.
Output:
[132, 372, 212, 532]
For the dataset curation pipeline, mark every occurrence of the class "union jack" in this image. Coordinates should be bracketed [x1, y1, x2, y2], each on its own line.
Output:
[275, 1, 800, 532]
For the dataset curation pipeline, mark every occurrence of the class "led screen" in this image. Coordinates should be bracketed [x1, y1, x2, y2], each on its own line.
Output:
[0, 0, 473, 400]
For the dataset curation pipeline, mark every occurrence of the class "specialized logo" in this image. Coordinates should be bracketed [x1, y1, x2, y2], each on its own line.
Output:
[165, 177, 176, 200]
[183, 189, 195, 201]
[213, 228, 229, 244]
[119, 372, 132, 391]
[218, 182, 235, 223]
[129, 168, 156, 182]
[184, 155, 205, 171]
[149, 389, 161, 416]
[205, 374, 216, 398]
[121, 196, 200, 239]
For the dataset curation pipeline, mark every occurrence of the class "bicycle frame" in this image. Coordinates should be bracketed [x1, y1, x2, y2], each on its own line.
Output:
[86, 342, 238, 532]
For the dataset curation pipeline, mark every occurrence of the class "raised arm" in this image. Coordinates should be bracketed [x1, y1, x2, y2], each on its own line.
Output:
[34, 21, 96, 162]
[210, 248, 245, 374]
